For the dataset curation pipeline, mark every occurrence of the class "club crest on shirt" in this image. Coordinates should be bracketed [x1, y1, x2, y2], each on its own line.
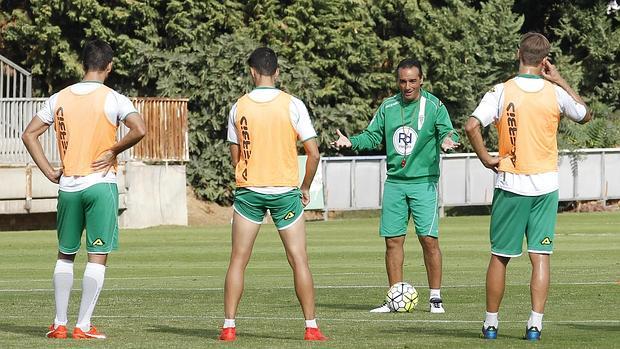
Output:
[392, 126, 417, 156]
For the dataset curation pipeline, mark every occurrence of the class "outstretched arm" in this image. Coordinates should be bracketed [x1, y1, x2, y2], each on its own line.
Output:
[435, 104, 460, 151]
[331, 108, 386, 151]
[22, 117, 62, 183]
[330, 129, 352, 149]
[300, 138, 320, 206]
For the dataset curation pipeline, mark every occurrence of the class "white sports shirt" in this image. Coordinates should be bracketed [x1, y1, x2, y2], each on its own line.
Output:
[227, 87, 317, 194]
[37, 81, 138, 192]
[472, 76, 587, 196]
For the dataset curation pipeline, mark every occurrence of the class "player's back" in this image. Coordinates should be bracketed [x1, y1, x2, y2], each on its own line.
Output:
[53, 84, 117, 176]
[234, 91, 299, 187]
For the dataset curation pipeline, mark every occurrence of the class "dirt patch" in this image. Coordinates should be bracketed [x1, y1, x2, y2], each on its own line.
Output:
[186, 188, 233, 226]
[186, 187, 329, 226]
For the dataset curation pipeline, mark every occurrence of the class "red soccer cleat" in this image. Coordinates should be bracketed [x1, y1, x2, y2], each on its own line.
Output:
[304, 327, 328, 341]
[46, 324, 68, 339]
[219, 327, 236, 341]
[72, 325, 106, 339]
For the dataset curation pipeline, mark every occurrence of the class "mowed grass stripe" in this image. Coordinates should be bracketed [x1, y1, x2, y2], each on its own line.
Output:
[0, 211, 618, 349]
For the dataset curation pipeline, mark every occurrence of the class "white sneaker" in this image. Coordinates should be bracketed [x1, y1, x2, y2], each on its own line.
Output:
[429, 297, 445, 313]
[369, 302, 392, 313]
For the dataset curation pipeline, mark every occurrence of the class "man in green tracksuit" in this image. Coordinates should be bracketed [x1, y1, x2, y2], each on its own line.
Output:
[332, 58, 459, 313]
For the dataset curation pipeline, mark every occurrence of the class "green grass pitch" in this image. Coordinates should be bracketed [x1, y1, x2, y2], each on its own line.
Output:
[0, 211, 618, 348]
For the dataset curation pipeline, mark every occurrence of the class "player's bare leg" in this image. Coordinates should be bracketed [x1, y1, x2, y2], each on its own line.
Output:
[528, 253, 550, 313]
[525, 252, 550, 339]
[385, 236, 405, 285]
[369, 236, 405, 313]
[223, 212, 261, 319]
[482, 254, 510, 338]
[419, 236, 444, 313]
[486, 254, 510, 312]
[418, 236, 442, 289]
[278, 217, 315, 320]
[278, 216, 327, 340]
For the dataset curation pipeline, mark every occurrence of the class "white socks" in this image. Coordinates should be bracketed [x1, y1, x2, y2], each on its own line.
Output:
[224, 319, 318, 329]
[223, 319, 236, 328]
[483, 310, 543, 329]
[53, 259, 74, 326]
[429, 289, 441, 300]
[528, 310, 544, 330]
[76, 262, 106, 331]
[305, 319, 318, 329]
[484, 312, 498, 328]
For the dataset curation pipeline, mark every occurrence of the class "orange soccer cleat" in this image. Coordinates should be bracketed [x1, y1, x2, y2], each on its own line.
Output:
[304, 327, 328, 341]
[219, 327, 236, 341]
[72, 325, 106, 339]
[46, 324, 68, 339]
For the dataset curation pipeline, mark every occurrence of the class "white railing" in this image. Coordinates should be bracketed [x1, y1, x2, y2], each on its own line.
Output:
[0, 55, 32, 98]
[322, 148, 620, 211]
[0, 98, 131, 164]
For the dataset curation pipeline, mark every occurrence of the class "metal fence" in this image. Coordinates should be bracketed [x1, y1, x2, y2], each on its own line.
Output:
[322, 148, 620, 211]
[0, 97, 189, 164]
[0, 55, 32, 98]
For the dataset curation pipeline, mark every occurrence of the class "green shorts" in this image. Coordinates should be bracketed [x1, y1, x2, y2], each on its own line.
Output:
[489, 189, 558, 257]
[57, 183, 119, 254]
[380, 180, 439, 238]
[233, 188, 304, 230]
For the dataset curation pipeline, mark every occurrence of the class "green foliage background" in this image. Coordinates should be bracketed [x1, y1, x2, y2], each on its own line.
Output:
[1, 0, 618, 203]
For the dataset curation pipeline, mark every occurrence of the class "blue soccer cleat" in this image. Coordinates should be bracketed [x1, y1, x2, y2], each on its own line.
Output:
[481, 325, 498, 339]
[525, 326, 541, 341]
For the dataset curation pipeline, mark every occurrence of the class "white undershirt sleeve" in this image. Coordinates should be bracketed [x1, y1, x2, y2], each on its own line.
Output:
[106, 91, 138, 125]
[471, 83, 504, 127]
[227, 103, 239, 144]
[554, 85, 587, 123]
[36, 94, 58, 125]
[290, 97, 317, 141]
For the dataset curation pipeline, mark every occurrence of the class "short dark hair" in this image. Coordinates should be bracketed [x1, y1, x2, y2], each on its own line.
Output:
[396, 58, 423, 79]
[247, 47, 278, 76]
[519, 32, 550, 66]
[82, 39, 114, 72]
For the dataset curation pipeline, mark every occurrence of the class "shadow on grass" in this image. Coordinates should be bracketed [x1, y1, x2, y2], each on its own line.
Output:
[383, 326, 524, 340]
[0, 323, 43, 337]
[316, 302, 375, 311]
[146, 324, 302, 341]
[146, 325, 218, 339]
[559, 323, 620, 332]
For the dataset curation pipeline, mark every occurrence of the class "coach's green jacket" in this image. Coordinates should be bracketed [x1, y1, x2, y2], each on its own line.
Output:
[350, 90, 458, 183]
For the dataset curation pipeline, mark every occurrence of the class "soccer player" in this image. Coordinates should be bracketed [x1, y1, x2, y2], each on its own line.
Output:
[21, 39, 146, 339]
[331, 58, 460, 314]
[465, 32, 591, 340]
[220, 47, 327, 342]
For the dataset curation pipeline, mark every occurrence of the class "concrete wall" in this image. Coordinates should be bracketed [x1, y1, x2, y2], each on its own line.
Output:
[0, 162, 187, 230]
[118, 162, 188, 229]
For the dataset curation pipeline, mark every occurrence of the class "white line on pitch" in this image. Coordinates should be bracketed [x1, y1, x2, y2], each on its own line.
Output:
[0, 281, 616, 292]
[0, 272, 379, 283]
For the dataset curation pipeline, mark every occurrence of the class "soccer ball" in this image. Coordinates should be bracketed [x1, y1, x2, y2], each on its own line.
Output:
[385, 282, 418, 312]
